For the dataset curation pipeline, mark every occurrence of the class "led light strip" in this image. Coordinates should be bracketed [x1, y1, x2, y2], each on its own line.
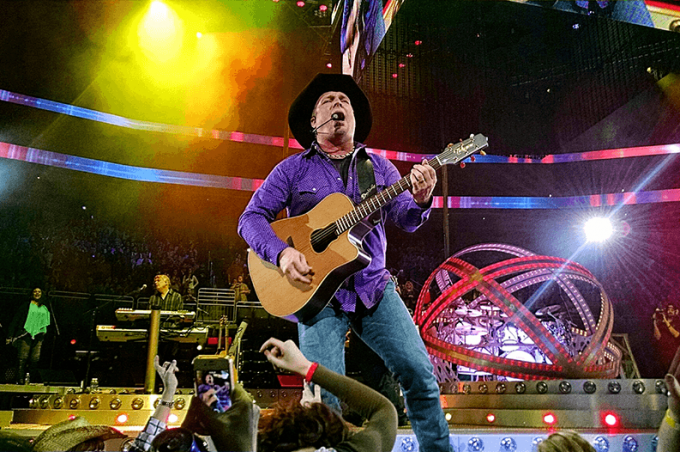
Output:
[4, 140, 680, 208]
[431, 189, 680, 209]
[2, 88, 680, 163]
[0, 89, 302, 150]
[0, 141, 264, 191]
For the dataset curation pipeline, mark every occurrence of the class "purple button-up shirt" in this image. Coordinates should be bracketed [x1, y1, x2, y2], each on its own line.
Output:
[238, 142, 431, 313]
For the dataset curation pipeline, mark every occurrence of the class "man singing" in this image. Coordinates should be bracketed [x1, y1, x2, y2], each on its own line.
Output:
[238, 73, 451, 451]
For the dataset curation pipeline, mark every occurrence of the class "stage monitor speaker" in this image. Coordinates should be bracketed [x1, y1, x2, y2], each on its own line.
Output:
[38, 369, 78, 386]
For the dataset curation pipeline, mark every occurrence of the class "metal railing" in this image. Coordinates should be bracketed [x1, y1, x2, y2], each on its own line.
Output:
[197, 288, 235, 323]
[0, 287, 31, 296]
[93, 294, 135, 310]
[0, 287, 263, 325]
[197, 288, 235, 304]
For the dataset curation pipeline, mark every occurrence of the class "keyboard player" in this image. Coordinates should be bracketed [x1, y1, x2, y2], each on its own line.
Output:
[150, 274, 185, 359]
[150, 274, 183, 312]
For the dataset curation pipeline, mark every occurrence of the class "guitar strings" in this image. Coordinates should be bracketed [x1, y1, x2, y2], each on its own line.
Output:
[307, 176, 414, 248]
[304, 145, 472, 249]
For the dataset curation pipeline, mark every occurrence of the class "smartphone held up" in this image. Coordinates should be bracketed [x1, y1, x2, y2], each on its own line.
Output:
[192, 355, 235, 413]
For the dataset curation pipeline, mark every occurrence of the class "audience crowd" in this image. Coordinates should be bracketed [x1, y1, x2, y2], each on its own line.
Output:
[0, 212, 252, 297]
[0, 210, 437, 307]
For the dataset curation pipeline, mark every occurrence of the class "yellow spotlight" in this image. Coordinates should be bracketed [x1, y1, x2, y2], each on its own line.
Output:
[138, 1, 184, 63]
[196, 32, 203, 39]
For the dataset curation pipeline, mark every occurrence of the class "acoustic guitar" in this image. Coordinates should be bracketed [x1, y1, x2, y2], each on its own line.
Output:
[248, 134, 489, 323]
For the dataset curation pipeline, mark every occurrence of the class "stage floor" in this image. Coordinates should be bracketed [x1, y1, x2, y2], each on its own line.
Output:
[0, 379, 666, 452]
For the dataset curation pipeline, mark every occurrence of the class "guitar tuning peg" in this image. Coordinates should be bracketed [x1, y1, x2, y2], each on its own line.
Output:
[480, 150, 486, 156]
[470, 133, 474, 138]
[470, 156, 476, 162]
[460, 162, 466, 169]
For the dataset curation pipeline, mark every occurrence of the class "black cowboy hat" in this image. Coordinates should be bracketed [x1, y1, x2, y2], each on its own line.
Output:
[288, 73, 372, 149]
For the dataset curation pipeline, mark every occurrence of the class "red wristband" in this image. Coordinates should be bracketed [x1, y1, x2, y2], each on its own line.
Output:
[305, 362, 319, 383]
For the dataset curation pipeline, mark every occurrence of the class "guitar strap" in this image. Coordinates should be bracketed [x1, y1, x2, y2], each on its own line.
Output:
[356, 152, 380, 226]
[356, 150, 376, 199]
[333, 151, 379, 310]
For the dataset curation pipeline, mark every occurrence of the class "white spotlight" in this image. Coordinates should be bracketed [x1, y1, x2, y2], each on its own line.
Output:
[584, 217, 613, 242]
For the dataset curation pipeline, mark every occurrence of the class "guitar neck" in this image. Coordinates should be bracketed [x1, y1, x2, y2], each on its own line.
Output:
[335, 157, 443, 234]
[334, 134, 487, 234]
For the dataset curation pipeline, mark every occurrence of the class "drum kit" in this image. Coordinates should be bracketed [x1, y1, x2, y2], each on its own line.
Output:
[432, 301, 577, 379]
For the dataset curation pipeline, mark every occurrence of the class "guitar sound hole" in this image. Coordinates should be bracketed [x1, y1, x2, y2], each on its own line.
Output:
[310, 225, 338, 253]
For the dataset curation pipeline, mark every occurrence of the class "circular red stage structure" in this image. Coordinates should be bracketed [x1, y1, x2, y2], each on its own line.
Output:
[415, 244, 622, 380]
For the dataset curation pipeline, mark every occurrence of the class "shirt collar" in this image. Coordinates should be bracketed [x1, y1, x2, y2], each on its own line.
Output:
[304, 141, 368, 159]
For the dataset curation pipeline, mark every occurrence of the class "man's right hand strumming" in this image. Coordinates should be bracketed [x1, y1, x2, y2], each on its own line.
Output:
[279, 247, 313, 284]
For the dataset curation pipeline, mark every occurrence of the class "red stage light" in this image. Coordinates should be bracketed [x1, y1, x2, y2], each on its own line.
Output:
[68, 414, 77, 420]
[604, 412, 619, 427]
[398, 63, 405, 68]
[326, 62, 332, 68]
[319, 4, 328, 11]
[116, 413, 129, 424]
[414, 40, 423, 46]
[70, 339, 77, 345]
[391, 73, 398, 78]
[543, 413, 557, 425]
[296, 1, 305, 7]
[486, 413, 496, 423]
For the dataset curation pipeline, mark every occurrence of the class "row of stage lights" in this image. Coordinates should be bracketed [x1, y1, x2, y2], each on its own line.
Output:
[28, 394, 187, 425]
[442, 409, 622, 428]
[28, 378, 665, 406]
[397, 434, 650, 452]
[457, 379, 660, 395]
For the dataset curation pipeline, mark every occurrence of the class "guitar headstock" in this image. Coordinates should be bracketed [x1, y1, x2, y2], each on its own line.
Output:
[437, 133, 488, 167]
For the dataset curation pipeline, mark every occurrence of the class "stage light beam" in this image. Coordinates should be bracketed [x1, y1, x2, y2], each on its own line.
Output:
[584, 217, 613, 242]
[138, 1, 184, 63]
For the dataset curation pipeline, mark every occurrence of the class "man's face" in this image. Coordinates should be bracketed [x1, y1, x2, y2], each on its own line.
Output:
[154, 275, 169, 291]
[311, 91, 356, 142]
[32, 288, 42, 300]
[405, 281, 413, 291]
[238, 275, 243, 283]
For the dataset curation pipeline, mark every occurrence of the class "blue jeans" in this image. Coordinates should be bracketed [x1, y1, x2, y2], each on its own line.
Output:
[298, 281, 451, 452]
